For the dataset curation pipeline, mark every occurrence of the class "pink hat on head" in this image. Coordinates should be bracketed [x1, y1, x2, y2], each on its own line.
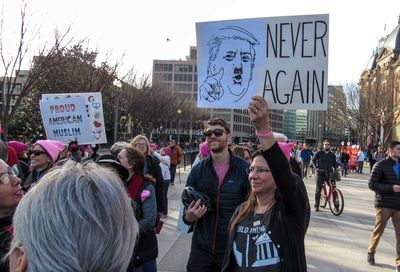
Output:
[35, 140, 64, 162]
[163, 147, 172, 156]
[48, 140, 66, 151]
[151, 143, 158, 150]
[278, 142, 295, 161]
[199, 142, 210, 157]
[7, 141, 27, 155]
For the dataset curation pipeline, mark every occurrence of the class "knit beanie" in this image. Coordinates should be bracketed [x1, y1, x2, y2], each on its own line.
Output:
[35, 140, 64, 163]
[199, 142, 210, 157]
[278, 142, 295, 161]
[7, 141, 27, 155]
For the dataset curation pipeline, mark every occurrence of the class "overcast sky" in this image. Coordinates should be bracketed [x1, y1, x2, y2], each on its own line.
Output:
[2, 0, 399, 85]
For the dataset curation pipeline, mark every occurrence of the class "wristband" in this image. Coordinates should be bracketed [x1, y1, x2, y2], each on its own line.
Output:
[255, 128, 273, 138]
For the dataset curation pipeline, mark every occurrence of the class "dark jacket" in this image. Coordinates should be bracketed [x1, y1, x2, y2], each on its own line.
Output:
[0, 214, 13, 272]
[126, 176, 158, 268]
[221, 143, 307, 272]
[183, 151, 250, 256]
[312, 150, 339, 172]
[369, 157, 400, 210]
[22, 167, 50, 192]
[145, 154, 164, 213]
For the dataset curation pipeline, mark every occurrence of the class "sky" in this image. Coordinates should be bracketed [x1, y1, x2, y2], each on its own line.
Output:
[1, 0, 400, 85]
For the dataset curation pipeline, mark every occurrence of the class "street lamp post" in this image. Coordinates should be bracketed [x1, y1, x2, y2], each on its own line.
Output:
[113, 79, 122, 143]
[347, 116, 352, 145]
[177, 109, 182, 145]
[318, 124, 322, 146]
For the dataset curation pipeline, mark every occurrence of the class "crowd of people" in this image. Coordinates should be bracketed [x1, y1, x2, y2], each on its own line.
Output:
[0, 134, 185, 272]
[0, 95, 397, 271]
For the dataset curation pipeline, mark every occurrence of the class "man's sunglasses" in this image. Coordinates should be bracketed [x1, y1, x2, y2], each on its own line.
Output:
[204, 129, 225, 138]
[29, 150, 48, 157]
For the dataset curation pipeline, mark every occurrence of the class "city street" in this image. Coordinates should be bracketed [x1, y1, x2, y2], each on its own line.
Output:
[157, 165, 399, 271]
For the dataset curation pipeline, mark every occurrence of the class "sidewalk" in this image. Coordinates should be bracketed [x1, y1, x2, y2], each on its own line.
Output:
[157, 168, 398, 271]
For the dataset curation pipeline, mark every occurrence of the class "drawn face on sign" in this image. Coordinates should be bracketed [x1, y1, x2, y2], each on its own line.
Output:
[200, 26, 259, 104]
[211, 38, 254, 98]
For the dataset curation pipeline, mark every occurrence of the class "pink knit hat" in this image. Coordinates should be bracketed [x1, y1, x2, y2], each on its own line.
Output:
[278, 142, 295, 161]
[7, 141, 27, 155]
[35, 140, 64, 162]
[150, 143, 158, 150]
[199, 142, 210, 157]
[48, 140, 66, 151]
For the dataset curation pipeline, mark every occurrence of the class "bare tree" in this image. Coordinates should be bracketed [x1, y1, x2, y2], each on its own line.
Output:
[0, 2, 71, 140]
[340, 80, 400, 147]
[8, 43, 121, 142]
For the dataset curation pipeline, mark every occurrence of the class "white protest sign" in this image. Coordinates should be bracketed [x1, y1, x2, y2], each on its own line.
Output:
[40, 96, 92, 144]
[196, 14, 329, 110]
[42, 92, 107, 144]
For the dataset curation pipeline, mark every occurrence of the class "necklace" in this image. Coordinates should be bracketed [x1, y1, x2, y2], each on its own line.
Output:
[255, 200, 276, 214]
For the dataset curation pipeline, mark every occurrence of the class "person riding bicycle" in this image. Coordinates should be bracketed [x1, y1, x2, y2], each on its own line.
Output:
[312, 140, 340, 211]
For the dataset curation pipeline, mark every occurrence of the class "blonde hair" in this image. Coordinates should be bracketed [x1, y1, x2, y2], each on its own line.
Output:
[130, 135, 151, 155]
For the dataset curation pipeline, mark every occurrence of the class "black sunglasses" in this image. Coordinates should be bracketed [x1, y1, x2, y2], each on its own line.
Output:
[204, 129, 225, 138]
[29, 150, 48, 157]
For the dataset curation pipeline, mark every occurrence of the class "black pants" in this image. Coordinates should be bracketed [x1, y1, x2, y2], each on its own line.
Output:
[187, 242, 224, 272]
[315, 172, 331, 207]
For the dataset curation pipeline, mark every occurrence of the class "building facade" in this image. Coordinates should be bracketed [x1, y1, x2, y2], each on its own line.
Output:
[0, 70, 29, 115]
[359, 17, 400, 147]
[306, 85, 347, 147]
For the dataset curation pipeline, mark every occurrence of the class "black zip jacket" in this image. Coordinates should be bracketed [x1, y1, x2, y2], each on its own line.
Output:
[369, 156, 400, 210]
[183, 150, 250, 256]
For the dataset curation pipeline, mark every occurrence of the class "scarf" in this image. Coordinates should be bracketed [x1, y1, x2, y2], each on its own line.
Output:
[127, 175, 143, 200]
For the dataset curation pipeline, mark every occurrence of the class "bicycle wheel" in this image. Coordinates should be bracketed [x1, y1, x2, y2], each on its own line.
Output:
[328, 188, 344, 216]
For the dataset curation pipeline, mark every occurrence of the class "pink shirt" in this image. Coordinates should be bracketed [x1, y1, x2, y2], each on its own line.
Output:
[213, 162, 230, 187]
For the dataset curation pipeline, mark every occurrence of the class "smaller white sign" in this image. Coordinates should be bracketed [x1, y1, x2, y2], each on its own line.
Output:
[40, 97, 92, 144]
[42, 92, 107, 144]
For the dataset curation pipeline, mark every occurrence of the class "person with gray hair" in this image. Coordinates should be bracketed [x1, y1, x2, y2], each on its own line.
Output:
[8, 161, 138, 272]
[110, 141, 129, 156]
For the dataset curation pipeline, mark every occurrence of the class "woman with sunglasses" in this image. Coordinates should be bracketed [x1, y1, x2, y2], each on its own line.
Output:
[130, 135, 164, 218]
[0, 159, 23, 272]
[22, 140, 63, 191]
[221, 96, 307, 272]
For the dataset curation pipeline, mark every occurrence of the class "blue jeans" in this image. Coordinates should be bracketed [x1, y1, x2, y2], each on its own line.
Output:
[358, 161, 364, 173]
[163, 180, 170, 215]
[170, 164, 177, 184]
[135, 259, 157, 272]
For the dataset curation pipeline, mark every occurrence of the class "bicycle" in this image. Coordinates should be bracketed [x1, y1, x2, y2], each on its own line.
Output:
[319, 170, 344, 216]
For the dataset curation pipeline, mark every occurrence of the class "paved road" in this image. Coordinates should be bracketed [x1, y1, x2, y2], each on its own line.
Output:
[156, 166, 398, 271]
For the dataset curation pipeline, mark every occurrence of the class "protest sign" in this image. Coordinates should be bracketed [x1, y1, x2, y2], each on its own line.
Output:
[196, 14, 329, 110]
[42, 92, 107, 144]
[40, 96, 92, 144]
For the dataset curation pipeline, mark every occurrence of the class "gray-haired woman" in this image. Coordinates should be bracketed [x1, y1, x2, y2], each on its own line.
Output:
[8, 161, 138, 272]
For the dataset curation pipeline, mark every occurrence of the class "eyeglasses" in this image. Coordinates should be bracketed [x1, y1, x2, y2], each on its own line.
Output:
[204, 129, 225, 138]
[247, 167, 271, 175]
[0, 165, 20, 185]
[29, 150, 48, 157]
[134, 143, 147, 148]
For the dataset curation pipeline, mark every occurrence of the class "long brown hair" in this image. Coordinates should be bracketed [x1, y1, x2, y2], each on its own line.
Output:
[228, 193, 257, 234]
[122, 146, 155, 183]
[228, 150, 263, 234]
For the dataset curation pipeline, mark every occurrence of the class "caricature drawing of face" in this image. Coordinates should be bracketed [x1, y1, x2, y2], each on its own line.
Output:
[206, 26, 259, 103]
[212, 39, 254, 98]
